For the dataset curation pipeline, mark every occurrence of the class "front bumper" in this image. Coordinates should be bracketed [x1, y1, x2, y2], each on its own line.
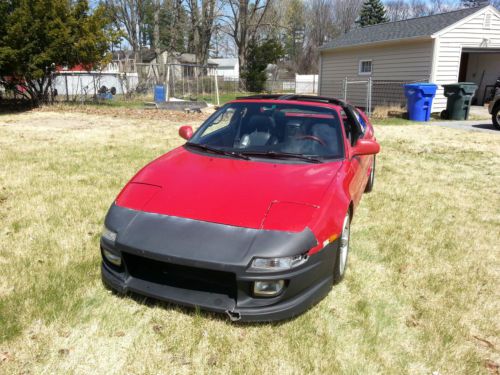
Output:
[101, 204, 337, 322]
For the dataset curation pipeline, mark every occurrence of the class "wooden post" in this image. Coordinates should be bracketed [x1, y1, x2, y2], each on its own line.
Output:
[215, 74, 220, 106]
[165, 64, 170, 102]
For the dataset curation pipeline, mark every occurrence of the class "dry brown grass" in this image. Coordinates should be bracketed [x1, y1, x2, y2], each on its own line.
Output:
[37, 102, 213, 122]
[0, 111, 499, 374]
[370, 105, 406, 120]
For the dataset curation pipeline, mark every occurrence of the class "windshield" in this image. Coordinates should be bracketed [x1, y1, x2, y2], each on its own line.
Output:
[188, 102, 344, 161]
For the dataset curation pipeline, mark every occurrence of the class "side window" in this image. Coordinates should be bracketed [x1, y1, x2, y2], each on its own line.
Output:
[342, 107, 364, 146]
[359, 60, 372, 75]
[354, 109, 367, 133]
[203, 107, 236, 136]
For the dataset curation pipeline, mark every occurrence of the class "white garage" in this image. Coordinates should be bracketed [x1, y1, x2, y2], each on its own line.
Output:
[319, 4, 500, 112]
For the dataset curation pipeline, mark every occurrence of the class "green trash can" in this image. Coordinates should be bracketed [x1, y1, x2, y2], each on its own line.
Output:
[440, 83, 478, 120]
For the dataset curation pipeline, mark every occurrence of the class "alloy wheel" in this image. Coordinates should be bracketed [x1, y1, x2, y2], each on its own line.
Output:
[369, 160, 375, 186]
[338, 213, 350, 275]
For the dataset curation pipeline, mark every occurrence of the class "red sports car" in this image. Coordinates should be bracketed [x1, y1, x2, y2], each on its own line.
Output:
[101, 95, 380, 321]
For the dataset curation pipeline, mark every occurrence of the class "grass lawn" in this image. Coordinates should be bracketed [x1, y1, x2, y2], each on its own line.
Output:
[0, 110, 499, 374]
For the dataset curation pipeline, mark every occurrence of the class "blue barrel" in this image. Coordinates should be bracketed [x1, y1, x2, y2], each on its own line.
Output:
[404, 83, 438, 122]
[154, 85, 166, 103]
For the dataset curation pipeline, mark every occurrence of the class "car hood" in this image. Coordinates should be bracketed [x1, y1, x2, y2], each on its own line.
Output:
[116, 147, 342, 231]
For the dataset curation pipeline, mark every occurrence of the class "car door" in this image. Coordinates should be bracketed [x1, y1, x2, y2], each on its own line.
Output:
[353, 108, 375, 188]
[343, 106, 370, 206]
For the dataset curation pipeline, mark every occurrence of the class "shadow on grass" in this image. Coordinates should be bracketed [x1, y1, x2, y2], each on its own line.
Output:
[112, 287, 300, 327]
[0, 99, 36, 114]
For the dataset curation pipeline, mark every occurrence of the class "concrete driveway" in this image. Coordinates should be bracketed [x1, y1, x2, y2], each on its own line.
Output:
[427, 120, 499, 134]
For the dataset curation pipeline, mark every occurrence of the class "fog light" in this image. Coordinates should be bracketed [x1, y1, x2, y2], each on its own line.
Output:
[253, 280, 285, 297]
[103, 249, 122, 267]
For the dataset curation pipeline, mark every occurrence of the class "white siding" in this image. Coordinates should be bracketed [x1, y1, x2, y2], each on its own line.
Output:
[212, 58, 239, 79]
[433, 7, 500, 111]
[53, 72, 139, 96]
[320, 39, 434, 107]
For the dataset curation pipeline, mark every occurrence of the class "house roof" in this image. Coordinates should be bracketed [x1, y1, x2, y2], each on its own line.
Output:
[321, 4, 489, 50]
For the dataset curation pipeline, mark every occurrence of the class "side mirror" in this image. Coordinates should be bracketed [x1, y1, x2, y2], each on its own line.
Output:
[352, 139, 380, 157]
[179, 125, 193, 140]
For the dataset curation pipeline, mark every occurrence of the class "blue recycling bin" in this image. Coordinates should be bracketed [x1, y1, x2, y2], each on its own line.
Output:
[154, 85, 166, 103]
[404, 83, 438, 122]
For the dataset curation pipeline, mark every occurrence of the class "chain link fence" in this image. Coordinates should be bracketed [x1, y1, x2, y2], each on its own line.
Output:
[326, 76, 432, 116]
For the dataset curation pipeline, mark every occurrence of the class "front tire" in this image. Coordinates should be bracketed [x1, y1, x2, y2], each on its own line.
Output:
[333, 212, 350, 285]
[492, 105, 500, 130]
[365, 156, 376, 193]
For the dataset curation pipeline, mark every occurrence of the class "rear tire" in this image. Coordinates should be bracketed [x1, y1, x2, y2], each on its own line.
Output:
[364, 156, 376, 193]
[493, 105, 500, 130]
[333, 212, 350, 285]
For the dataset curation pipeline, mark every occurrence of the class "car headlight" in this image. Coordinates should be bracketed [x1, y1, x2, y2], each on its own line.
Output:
[248, 254, 308, 272]
[102, 226, 117, 243]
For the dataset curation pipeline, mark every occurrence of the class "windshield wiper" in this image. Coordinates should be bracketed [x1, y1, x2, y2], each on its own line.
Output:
[239, 150, 323, 163]
[185, 142, 250, 160]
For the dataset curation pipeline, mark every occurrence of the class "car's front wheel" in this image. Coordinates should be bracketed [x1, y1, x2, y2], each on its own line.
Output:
[333, 212, 350, 284]
[492, 105, 500, 130]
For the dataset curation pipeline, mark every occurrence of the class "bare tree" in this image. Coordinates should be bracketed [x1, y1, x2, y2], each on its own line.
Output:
[153, 0, 161, 56]
[386, 0, 461, 21]
[106, 0, 146, 62]
[168, 0, 188, 51]
[429, 0, 461, 14]
[334, 0, 364, 34]
[221, 0, 274, 80]
[385, 0, 411, 21]
[307, 0, 337, 46]
[410, 0, 429, 17]
[185, 0, 219, 65]
[292, 0, 337, 73]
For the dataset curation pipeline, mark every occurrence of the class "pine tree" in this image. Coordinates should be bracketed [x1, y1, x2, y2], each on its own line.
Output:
[241, 38, 284, 92]
[357, 0, 389, 27]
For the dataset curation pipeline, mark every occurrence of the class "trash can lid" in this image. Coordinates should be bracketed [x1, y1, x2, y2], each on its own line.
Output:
[442, 82, 477, 94]
[404, 82, 438, 88]
[404, 82, 438, 95]
[442, 82, 476, 86]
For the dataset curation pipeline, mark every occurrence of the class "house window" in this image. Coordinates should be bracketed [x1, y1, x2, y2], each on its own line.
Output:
[359, 60, 372, 75]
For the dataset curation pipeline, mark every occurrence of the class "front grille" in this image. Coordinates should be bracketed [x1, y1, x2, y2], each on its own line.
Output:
[123, 252, 237, 299]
